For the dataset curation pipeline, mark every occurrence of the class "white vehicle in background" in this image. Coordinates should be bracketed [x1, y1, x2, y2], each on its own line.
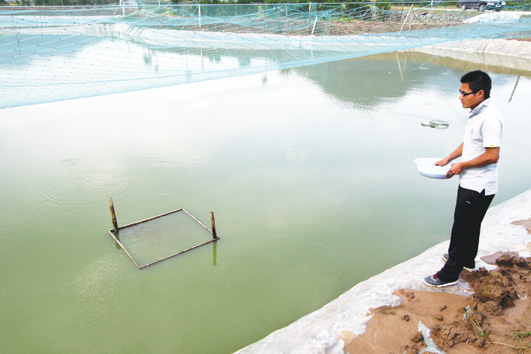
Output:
[459, 0, 506, 11]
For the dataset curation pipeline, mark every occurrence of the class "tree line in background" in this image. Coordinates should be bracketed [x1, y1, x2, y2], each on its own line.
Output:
[0, 0, 529, 10]
[0, 0, 107, 5]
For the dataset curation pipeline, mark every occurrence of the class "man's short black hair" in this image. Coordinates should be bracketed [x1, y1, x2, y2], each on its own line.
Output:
[460, 70, 491, 99]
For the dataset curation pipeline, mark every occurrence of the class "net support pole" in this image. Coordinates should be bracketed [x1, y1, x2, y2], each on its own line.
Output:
[108, 198, 119, 234]
[311, 16, 318, 35]
[509, 76, 520, 103]
[199, 5, 202, 29]
[210, 211, 217, 239]
[400, 5, 414, 34]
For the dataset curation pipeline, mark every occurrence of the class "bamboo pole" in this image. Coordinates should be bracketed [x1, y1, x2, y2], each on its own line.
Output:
[106, 206, 219, 269]
[117, 208, 183, 229]
[108, 230, 141, 269]
[181, 209, 212, 234]
[509, 76, 520, 103]
[108, 198, 119, 234]
[198, 4, 202, 29]
[210, 211, 217, 239]
[311, 16, 318, 35]
[399, 5, 414, 34]
[139, 238, 218, 269]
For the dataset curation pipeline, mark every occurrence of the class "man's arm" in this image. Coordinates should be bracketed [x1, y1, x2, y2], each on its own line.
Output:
[435, 143, 463, 167]
[446, 147, 500, 178]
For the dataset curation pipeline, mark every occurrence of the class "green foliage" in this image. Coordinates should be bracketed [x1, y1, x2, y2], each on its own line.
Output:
[177, 2, 264, 16]
[344, 1, 370, 11]
[510, 330, 531, 341]
[507, 0, 531, 5]
[507, 0, 531, 11]
[264, 0, 311, 3]
[29, 0, 108, 4]
[463, 306, 489, 339]
[375, 1, 391, 11]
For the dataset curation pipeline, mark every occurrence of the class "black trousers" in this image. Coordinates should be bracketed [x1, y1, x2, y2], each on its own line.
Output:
[436, 186, 494, 282]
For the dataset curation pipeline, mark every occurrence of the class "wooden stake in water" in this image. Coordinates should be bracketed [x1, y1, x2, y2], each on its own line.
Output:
[108, 198, 119, 234]
[210, 211, 217, 239]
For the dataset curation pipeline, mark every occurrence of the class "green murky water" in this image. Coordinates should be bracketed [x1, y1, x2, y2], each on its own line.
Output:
[1, 52, 530, 353]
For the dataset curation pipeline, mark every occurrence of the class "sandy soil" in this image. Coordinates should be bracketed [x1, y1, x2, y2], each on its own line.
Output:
[343, 218, 531, 354]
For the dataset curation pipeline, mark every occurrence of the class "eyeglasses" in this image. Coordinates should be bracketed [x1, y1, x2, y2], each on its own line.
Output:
[459, 90, 478, 96]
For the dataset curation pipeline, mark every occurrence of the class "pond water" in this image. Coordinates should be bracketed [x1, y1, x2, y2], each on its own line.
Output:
[1, 52, 530, 354]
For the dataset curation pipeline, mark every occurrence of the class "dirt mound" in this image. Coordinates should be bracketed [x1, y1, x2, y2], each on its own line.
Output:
[344, 253, 531, 354]
[430, 254, 531, 353]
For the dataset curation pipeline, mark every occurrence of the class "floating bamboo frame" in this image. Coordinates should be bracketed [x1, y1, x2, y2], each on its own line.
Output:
[107, 198, 219, 269]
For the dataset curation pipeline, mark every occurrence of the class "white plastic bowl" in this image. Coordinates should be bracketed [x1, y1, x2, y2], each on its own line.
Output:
[414, 158, 451, 179]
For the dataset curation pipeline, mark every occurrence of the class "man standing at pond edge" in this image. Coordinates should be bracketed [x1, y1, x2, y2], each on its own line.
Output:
[424, 70, 503, 288]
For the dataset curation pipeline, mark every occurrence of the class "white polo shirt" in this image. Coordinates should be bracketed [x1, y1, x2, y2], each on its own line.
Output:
[459, 98, 503, 195]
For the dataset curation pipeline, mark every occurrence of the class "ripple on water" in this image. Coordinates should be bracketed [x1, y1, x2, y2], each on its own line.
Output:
[38, 158, 128, 209]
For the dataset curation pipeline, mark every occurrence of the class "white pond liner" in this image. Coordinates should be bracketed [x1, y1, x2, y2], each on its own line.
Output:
[236, 189, 531, 354]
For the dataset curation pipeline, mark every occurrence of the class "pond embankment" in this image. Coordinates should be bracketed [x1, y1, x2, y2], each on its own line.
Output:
[236, 189, 531, 353]
[406, 38, 531, 72]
